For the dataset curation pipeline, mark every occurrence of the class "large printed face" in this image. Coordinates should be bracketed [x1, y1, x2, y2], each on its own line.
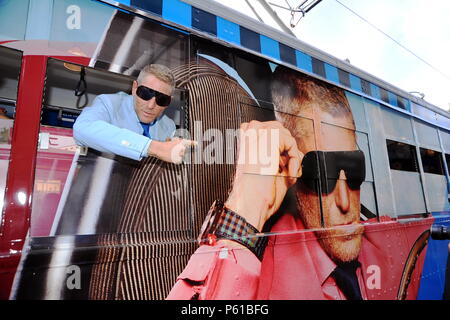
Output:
[132, 75, 172, 124]
[294, 109, 364, 264]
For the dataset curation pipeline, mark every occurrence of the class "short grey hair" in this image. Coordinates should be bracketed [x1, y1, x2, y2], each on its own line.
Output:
[271, 65, 353, 119]
[137, 64, 175, 89]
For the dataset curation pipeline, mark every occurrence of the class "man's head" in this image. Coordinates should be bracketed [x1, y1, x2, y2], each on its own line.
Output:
[132, 64, 175, 124]
[272, 66, 364, 264]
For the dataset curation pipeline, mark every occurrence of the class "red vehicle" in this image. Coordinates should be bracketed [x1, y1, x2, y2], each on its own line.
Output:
[0, 0, 449, 300]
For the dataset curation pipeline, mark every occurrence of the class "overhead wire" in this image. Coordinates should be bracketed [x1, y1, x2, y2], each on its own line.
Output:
[245, 0, 265, 23]
[334, 0, 450, 82]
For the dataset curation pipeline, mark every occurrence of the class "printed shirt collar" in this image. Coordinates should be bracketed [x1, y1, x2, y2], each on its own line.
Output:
[295, 218, 338, 286]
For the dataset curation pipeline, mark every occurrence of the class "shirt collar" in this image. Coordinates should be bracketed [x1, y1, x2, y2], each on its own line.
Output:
[308, 237, 338, 286]
[294, 218, 338, 286]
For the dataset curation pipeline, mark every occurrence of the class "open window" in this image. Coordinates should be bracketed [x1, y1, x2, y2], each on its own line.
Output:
[42, 58, 134, 128]
[31, 58, 189, 237]
[31, 59, 135, 237]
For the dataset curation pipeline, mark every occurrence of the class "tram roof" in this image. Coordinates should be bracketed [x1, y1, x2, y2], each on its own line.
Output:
[96, 0, 450, 128]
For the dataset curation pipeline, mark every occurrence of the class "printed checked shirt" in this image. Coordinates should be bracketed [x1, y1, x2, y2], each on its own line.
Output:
[167, 214, 431, 300]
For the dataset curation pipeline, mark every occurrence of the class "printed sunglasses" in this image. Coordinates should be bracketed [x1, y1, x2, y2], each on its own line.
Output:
[136, 85, 172, 107]
[299, 150, 366, 194]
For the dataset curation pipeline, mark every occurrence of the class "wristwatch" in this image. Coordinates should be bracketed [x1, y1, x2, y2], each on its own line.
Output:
[197, 200, 268, 261]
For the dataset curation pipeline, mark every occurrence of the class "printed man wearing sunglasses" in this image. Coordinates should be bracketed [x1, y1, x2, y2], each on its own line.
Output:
[74, 64, 195, 163]
[168, 66, 429, 300]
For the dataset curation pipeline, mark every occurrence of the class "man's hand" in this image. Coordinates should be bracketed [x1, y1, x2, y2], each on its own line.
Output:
[225, 121, 303, 231]
[148, 138, 197, 164]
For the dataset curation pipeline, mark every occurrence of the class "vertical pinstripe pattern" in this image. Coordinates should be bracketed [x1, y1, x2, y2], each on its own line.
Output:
[88, 60, 266, 300]
[172, 61, 266, 233]
[88, 233, 121, 299]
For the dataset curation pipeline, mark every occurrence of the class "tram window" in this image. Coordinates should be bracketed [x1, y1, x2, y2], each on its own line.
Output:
[446, 154, 450, 175]
[338, 69, 351, 87]
[311, 57, 326, 78]
[194, 37, 234, 67]
[379, 87, 390, 104]
[397, 96, 408, 110]
[233, 49, 275, 106]
[360, 79, 372, 96]
[0, 46, 22, 119]
[386, 140, 419, 172]
[32, 58, 189, 237]
[42, 59, 186, 131]
[420, 148, 445, 175]
[42, 59, 134, 128]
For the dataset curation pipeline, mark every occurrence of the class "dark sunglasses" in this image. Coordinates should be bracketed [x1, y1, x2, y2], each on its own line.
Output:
[299, 150, 366, 194]
[136, 85, 172, 107]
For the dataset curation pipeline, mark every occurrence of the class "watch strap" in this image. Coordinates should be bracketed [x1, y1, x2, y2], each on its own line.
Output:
[198, 200, 268, 261]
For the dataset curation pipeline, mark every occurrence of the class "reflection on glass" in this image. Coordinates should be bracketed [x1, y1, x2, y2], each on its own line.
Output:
[446, 154, 450, 175]
[89, 10, 189, 77]
[0, 120, 12, 215]
[386, 139, 418, 172]
[17, 191, 27, 205]
[31, 127, 78, 237]
[420, 148, 444, 175]
[234, 51, 274, 105]
[0, 0, 29, 40]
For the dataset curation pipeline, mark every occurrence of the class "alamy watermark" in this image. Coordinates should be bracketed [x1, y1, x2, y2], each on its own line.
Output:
[66, 265, 81, 290]
[173, 121, 281, 174]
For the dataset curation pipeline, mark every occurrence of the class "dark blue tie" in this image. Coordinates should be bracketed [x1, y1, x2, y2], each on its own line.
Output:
[331, 260, 363, 300]
[140, 122, 151, 138]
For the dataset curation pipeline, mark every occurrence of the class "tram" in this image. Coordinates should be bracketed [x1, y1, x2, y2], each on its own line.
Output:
[0, 0, 449, 300]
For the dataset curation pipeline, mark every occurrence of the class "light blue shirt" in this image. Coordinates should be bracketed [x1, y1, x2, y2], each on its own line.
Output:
[73, 92, 176, 160]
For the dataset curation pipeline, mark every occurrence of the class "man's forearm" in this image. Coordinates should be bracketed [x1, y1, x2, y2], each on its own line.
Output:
[147, 139, 161, 157]
[73, 119, 149, 161]
[225, 190, 270, 232]
[147, 138, 197, 164]
[147, 139, 175, 163]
